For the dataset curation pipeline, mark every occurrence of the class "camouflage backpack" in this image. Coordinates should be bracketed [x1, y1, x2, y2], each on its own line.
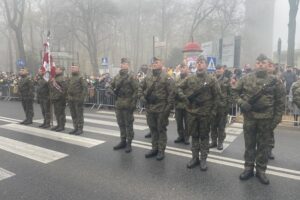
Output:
[292, 81, 300, 108]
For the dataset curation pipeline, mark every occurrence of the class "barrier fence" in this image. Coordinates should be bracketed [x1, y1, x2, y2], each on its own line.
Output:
[1, 85, 299, 127]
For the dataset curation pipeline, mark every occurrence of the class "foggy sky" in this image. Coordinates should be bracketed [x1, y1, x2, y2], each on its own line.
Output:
[274, 0, 300, 50]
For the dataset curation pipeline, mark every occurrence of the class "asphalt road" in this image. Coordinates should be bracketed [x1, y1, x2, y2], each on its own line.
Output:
[0, 100, 299, 200]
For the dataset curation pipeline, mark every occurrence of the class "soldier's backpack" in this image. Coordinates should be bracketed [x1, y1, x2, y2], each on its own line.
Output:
[292, 81, 300, 108]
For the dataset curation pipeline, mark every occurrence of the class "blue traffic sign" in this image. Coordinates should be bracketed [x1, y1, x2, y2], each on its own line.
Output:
[207, 56, 216, 72]
[16, 58, 26, 68]
[101, 57, 108, 66]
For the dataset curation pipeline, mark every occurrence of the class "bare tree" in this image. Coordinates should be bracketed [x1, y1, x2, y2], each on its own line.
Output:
[3, 0, 26, 63]
[287, 0, 299, 66]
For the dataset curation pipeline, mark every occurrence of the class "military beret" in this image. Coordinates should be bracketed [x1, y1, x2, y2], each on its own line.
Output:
[256, 54, 269, 61]
[197, 55, 207, 63]
[121, 58, 130, 64]
[215, 64, 223, 70]
[153, 56, 162, 62]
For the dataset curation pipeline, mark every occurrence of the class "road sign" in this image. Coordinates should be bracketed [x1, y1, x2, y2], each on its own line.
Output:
[101, 57, 108, 66]
[16, 58, 26, 68]
[207, 56, 216, 72]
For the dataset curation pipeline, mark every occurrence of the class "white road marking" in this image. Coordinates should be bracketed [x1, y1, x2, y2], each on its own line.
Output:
[0, 167, 15, 181]
[224, 135, 237, 142]
[96, 110, 176, 121]
[0, 136, 67, 164]
[225, 127, 243, 135]
[230, 123, 243, 129]
[84, 113, 147, 124]
[65, 116, 148, 130]
[1, 124, 105, 148]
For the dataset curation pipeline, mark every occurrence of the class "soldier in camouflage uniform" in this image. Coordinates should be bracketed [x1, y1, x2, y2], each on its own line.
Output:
[234, 54, 285, 185]
[266, 59, 285, 160]
[178, 55, 220, 171]
[18, 68, 34, 125]
[174, 63, 190, 145]
[109, 58, 138, 153]
[36, 68, 50, 128]
[210, 65, 231, 150]
[67, 65, 87, 135]
[50, 66, 67, 132]
[139, 57, 175, 160]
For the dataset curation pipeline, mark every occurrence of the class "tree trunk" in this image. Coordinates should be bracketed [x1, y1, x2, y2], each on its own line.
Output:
[287, 0, 299, 66]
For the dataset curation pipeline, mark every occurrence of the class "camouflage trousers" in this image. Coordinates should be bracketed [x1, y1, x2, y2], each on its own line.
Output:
[187, 112, 210, 159]
[115, 109, 134, 141]
[147, 111, 169, 151]
[52, 98, 66, 128]
[21, 98, 34, 120]
[175, 108, 189, 140]
[69, 100, 84, 130]
[269, 130, 275, 149]
[210, 109, 227, 143]
[39, 98, 50, 125]
[243, 117, 272, 172]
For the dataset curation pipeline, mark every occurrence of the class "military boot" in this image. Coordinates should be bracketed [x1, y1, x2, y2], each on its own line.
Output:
[20, 119, 27, 124]
[73, 129, 83, 135]
[209, 141, 217, 148]
[239, 167, 254, 180]
[113, 139, 127, 150]
[156, 151, 165, 161]
[39, 121, 46, 127]
[69, 129, 77, 134]
[125, 140, 132, 153]
[268, 149, 275, 160]
[55, 126, 65, 132]
[187, 151, 200, 169]
[43, 120, 51, 128]
[217, 142, 223, 150]
[174, 137, 184, 143]
[200, 158, 208, 171]
[256, 170, 270, 185]
[145, 149, 158, 158]
[145, 132, 151, 138]
[51, 125, 59, 131]
[23, 119, 33, 125]
[184, 138, 190, 145]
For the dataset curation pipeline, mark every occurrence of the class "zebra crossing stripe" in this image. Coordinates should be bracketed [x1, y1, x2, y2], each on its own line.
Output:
[96, 110, 176, 121]
[0, 167, 15, 181]
[84, 113, 147, 124]
[0, 136, 67, 164]
[0, 124, 105, 148]
[65, 116, 149, 130]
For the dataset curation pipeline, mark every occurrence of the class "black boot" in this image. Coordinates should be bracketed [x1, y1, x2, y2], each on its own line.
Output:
[268, 149, 275, 160]
[256, 171, 270, 185]
[200, 158, 208, 171]
[145, 132, 151, 138]
[20, 119, 27, 124]
[73, 129, 83, 135]
[217, 142, 223, 150]
[125, 140, 132, 153]
[239, 167, 254, 180]
[55, 126, 65, 132]
[187, 151, 200, 169]
[113, 139, 127, 150]
[39, 121, 46, 127]
[209, 141, 217, 148]
[69, 129, 77, 134]
[51, 125, 59, 131]
[156, 151, 165, 161]
[23, 119, 33, 125]
[174, 137, 184, 143]
[145, 149, 158, 158]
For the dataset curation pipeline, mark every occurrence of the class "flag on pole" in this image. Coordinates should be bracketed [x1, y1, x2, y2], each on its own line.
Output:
[41, 31, 55, 81]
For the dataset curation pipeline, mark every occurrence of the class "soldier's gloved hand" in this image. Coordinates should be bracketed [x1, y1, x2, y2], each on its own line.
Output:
[239, 100, 252, 112]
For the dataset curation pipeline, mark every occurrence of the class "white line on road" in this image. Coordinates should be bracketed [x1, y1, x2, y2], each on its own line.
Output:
[0, 124, 105, 148]
[224, 135, 237, 142]
[96, 110, 176, 121]
[0, 136, 67, 164]
[65, 116, 149, 130]
[225, 127, 243, 135]
[0, 167, 15, 181]
[85, 113, 148, 124]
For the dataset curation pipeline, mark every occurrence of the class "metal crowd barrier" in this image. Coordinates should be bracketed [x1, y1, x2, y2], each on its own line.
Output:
[0, 85, 19, 101]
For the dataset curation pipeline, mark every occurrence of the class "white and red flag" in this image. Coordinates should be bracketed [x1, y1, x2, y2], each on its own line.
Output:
[41, 31, 55, 81]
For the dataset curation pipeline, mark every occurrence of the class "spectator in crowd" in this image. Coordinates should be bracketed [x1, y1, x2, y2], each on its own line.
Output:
[281, 65, 297, 93]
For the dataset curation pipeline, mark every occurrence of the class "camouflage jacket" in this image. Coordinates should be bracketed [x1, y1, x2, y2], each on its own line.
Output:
[49, 74, 67, 101]
[175, 76, 188, 109]
[67, 74, 87, 102]
[109, 71, 138, 110]
[233, 71, 285, 122]
[36, 75, 49, 100]
[178, 71, 220, 116]
[18, 76, 34, 100]
[216, 74, 231, 110]
[138, 71, 175, 113]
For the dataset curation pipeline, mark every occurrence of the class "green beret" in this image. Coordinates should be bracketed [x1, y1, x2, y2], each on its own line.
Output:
[256, 54, 269, 61]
